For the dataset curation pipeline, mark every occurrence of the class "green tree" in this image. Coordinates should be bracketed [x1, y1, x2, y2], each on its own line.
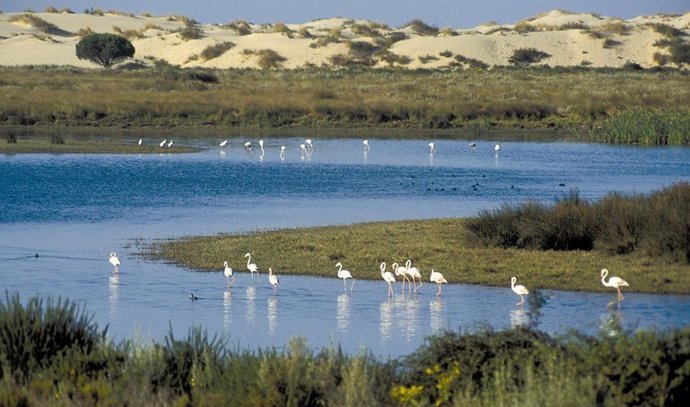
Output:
[75, 33, 135, 68]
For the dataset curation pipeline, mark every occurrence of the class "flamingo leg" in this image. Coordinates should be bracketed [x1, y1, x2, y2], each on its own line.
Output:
[343, 279, 347, 291]
[517, 295, 524, 306]
[617, 287, 624, 301]
[230, 276, 235, 287]
[437, 284, 442, 296]
[350, 278, 355, 291]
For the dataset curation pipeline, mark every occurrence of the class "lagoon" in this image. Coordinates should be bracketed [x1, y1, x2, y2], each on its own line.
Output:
[1, 137, 689, 357]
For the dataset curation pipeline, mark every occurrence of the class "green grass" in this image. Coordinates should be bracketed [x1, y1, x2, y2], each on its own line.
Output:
[147, 217, 690, 295]
[0, 66, 688, 137]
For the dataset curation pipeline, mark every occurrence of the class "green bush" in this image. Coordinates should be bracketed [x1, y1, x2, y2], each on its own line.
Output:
[508, 47, 551, 65]
[0, 293, 107, 381]
[200, 41, 235, 61]
[403, 19, 439, 36]
[75, 33, 135, 68]
[178, 26, 203, 40]
[601, 109, 690, 145]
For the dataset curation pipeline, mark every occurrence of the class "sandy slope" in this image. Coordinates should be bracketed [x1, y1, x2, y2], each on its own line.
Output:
[0, 9, 687, 69]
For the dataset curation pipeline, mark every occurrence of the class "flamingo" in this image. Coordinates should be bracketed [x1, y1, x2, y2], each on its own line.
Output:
[299, 144, 307, 159]
[167, 140, 173, 148]
[305, 138, 313, 152]
[219, 140, 228, 147]
[429, 269, 447, 296]
[268, 267, 279, 295]
[380, 262, 395, 297]
[335, 262, 354, 291]
[259, 139, 265, 155]
[223, 261, 235, 288]
[138, 138, 143, 146]
[392, 262, 411, 293]
[511, 276, 529, 306]
[244, 141, 252, 150]
[363, 139, 370, 152]
[245, 253, 259, 281]
[601, 268, 629, 301]
[494, 143, 501, 156]
[428, 142, 436, 154]
[469, 142, 476, 152]
[108, 252, 120, 273]
[406, 259, 423, 292]
[280, 145, 286, 159]
[159, 139, 167, 147]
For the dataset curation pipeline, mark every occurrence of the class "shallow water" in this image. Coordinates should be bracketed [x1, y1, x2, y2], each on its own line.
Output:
[1, 137, 689, 357]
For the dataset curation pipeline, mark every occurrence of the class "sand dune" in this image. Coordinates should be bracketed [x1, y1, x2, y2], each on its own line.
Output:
[0, 9, 687, 69]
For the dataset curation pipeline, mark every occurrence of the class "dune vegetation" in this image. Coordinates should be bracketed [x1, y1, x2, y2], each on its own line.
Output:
[0, 65, 688, 146]
[1, 292, 689, 407]
[149, 182, 690, 295]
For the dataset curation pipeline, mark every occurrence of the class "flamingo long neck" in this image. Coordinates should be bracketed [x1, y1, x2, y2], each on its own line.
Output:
[406, 260, 412, 269]
[511, 278, 516, 289]
[246, 256, 251, 268]
[601, 270, 609, 286]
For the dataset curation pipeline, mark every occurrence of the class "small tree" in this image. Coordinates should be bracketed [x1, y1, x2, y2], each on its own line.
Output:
[75, 33, 135, 68]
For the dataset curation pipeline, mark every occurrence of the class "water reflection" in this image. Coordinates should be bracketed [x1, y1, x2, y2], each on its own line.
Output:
[429, 297, 445, 333]
[109, 274, 119, 320]
[509, 308, 528, 328]
[245, 286, 256, 327]
[600, 303, 624, 337]
[379, 299, 393, 345]
[400, 294, 421, 341]
[267, 297, 278, 335]
[223, 290, 232, 331]
[336, 293, 350, 333]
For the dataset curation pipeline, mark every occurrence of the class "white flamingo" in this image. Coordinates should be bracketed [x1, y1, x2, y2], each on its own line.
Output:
[469, 142, 476, 152]
[362, 139, 370, 152]
[299, 143, 307, 159]
[392, 262, 411, 293]
[244, 141, 252, 150]
[429, 269, 447, 296]
[268, 267, 279, 295]
[601, 268, 629, 301]
[495, 143, 501, 157]
[280, 145, 286, 159]
[511, 276, 529, 306]
[138, 138, 142, 146]
[259, 139, 265, 155]
[219, 140, 228, 147]
[159, 139, 167, 147]
[305, 138, 313, 152]
[167, 140, 173, 148]
[245, 253, 259, 281]
[108, 252, 120, 273]
[380, 262, 395, 297]
[335, 262, 354, 291]
[406, 259, 423, 291]
[223, 261, 235, 288]
[428, 142, 436, 154]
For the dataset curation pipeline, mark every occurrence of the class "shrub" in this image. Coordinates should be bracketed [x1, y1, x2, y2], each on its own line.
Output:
[650, 23, 686, 39]
[75, 33, 135, 68]
[297, 27, 312, 38]
[454, 54, 489, 69]
[50, 133, 64, 144]
[225, 20, 252, 35]
[439, 50, 453, 58]
[653, 52, 668, 66]
[508, 47, 551, 65]
[403, 19, 439, 36]
[514, 22, 536, 33]
[418, 54, 439, 64]
[43, 6, 59, 13]
[8, 13, 71, 36]
[178, 26, 203, 40]
[243, 49, 287, 69]
[200, 41, 235, 61]
[439, 27, 458, 36]
[669, 40, 690, 65]
[0, 293, 106, 381]
[603, 38, 622, 49]
[272, 22, 292, 37]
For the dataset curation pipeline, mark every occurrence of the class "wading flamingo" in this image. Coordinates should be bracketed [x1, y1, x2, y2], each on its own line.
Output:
[428, 142, 436, 154]
[305, 138, 313, 152]
[223, 261, 235, 288]
[108, 252, 120, 273]
[335, 262, 354, 291]
[380, 262, 395, 297]
[159, 139, 167, 147]
[392, 262, 411, 294]
[363, 139, 370, 152]
[219, 140, 228, 147]
[511, 276, 529, 306]
[245, 253, 259, 281]
[601, 268, 629, 302]
[429, 269, 447, 296]
[280, 145, 286, 159]
[259, 139, 265, 155]
[469, 142, 476, 152]
[268, 267, 279, 295]
[406, 259, 423, 292]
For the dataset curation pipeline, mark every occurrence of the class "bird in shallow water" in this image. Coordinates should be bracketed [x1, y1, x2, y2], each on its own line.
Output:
[511, 276, 529, 306]
[600, 268, 629, 302]
[189, 293, 199, 301]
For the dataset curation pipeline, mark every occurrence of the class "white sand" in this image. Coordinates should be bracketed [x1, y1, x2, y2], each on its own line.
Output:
[0, 9, 688, 69]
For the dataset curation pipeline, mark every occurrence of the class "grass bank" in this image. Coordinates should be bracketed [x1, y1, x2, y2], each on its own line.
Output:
[0, 137, 198, 154]
[1, 293, 689, 406]
[148, 217, 690, 295]
[1, 66, 688, 143]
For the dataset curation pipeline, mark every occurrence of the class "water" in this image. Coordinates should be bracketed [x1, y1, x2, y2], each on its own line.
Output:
[1, 137, 689, 357]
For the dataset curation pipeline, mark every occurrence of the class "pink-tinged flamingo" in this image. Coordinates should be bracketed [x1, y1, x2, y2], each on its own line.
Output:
[268, 267, 279, 295]
[406, 259, 423, 292]
[392, 262, 411, 293]
[429, 269, 447, 296]
[223, 261, 235, 288]
[380, 262, 395, 297]
[335, 262, 354, 291]
[601, 268, 629, 302]
[511, 276, 529, 306]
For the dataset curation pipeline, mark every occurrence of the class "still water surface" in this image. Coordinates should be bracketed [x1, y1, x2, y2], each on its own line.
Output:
[1, 138, 689, 357]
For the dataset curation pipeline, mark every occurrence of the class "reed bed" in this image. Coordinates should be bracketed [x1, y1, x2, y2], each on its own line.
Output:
[0, 66, 688, 140]
[1, 293, 688, 406]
